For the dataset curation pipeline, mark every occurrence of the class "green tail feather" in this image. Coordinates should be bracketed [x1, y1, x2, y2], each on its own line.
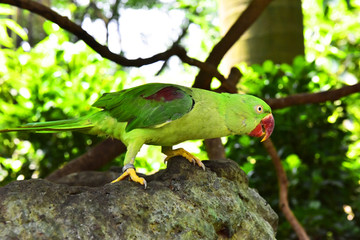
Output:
[0, 116, 94, 133]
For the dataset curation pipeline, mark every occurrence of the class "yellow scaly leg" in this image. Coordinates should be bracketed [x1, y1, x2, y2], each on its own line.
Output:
[111, 164, 147, 188]
[111, 140, 147, 188]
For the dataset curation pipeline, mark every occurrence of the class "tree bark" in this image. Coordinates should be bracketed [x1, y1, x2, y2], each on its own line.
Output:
[219, 0, 304, 73]
[46, 138, 126, 181]
[218, 1, 309, 239]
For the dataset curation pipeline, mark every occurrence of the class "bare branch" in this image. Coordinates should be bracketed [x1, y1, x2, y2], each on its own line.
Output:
[177, 48, 226, 82]
[215, 67, 242, 93]
[0, 0, 226, 81]
[0, 0, 229, 180]
[46, 138, 126, 181]
[193, 0, 274, 89]
[262, 139, 310, 240]
[267, 83, 360, 110]
[156, 20, 191, 76]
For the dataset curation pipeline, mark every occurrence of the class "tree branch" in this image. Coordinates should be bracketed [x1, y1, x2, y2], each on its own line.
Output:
[267, 83, 360, 110]
[6, 2, 356, 238]
[0, 0, 228, 180]
[156, 20, 190, 76]
[215, 67, 242, 93]
[193, 0, 274, 89]
[46, 138, 126, 181]
[0, 0, 226, 81]
[262, 139, 310, 240]
[0, 0, 156, 66]
[193, 0, 274, 161]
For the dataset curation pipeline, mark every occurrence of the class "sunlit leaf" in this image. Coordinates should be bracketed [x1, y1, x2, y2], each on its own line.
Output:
[0, 24, 13, 48]
[3, 19, 28, 41]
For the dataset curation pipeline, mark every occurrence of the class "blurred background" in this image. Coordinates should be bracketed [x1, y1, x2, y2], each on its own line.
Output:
[0, 0, 359, 239]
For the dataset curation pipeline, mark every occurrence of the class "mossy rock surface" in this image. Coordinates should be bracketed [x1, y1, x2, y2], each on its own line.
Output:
[0, 157, 278, 239]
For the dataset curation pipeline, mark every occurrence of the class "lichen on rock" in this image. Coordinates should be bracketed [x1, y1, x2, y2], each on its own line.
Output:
[0, 157, 278, 239]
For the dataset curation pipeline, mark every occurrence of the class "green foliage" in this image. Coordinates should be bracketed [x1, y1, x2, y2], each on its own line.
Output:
[0, 22, 127, 185]
[225, 3, 360, 237]
[228, 55, 360, 239]
[0, 4, 28, 48]
[0, 0, 359, 239]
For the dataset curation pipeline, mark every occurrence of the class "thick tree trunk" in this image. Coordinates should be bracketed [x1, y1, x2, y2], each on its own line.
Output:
[219, 0, 304, 72]
[218, 1, 309, 239]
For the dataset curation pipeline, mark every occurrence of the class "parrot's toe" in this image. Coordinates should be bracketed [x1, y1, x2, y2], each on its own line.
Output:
[111, 164, 147, 189]
[164, 148, 205, 171]
[195, 158, 206, 171]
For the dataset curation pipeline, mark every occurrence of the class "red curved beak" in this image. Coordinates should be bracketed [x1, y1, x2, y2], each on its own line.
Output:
[248, 113, 275, 142]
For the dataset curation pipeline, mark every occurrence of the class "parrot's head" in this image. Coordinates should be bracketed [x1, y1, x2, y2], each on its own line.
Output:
[247, 97, 274, 142]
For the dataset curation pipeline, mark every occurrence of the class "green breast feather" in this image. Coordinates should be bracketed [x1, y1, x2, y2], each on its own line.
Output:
[92, 83, 194, 132]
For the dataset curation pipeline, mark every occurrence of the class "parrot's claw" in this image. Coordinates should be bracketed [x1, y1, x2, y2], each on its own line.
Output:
[111, 164, 147, 189]
[164, 148, 205, 171]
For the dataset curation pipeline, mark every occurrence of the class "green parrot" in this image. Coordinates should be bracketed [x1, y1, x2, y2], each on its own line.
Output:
[0, 83, 274, 188]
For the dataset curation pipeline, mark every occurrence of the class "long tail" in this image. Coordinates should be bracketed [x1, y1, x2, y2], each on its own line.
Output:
[0, 116, 94, 133]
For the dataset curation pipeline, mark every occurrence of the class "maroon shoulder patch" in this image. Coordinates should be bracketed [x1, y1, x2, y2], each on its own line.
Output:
[144, 86, 184, 102]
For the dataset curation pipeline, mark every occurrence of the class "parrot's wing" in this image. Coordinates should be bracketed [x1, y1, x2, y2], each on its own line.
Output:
[92, 83, 194, 132]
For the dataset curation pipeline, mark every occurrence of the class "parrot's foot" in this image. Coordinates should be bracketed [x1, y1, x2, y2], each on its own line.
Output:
[111, 164, 147, 189]
[164, 148, 205, 171]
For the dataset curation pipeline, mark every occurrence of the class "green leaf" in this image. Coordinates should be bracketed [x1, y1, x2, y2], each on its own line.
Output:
[3, 19, 28, 41]
[0, 24, 13, 48]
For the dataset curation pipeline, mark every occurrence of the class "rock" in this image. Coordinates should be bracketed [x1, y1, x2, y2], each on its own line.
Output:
[0, 157, 278, 239]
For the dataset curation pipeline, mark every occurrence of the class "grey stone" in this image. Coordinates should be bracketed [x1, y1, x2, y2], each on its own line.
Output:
[0, 157, 278, 239]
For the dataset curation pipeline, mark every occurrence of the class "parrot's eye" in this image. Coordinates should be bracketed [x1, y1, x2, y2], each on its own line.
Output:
[255, 105, 263, 113]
